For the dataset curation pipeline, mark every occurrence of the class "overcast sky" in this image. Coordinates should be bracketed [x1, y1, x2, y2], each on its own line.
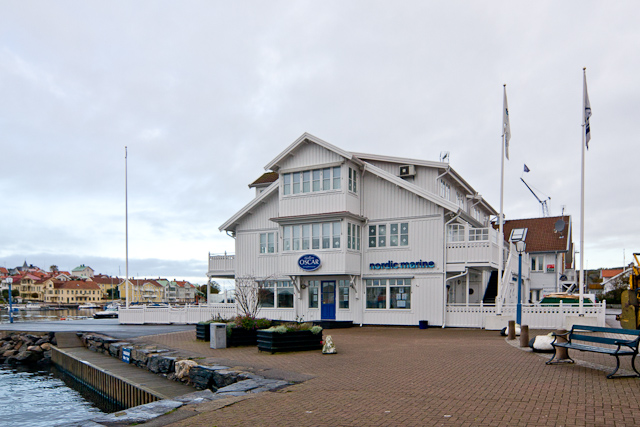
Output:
[1, 1, 638, 286]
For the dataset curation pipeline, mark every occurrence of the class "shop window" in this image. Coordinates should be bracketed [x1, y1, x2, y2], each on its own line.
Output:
[390, 279, 411, 309]
[365, 279, 387, 309]
[366, 278, 411, 310]
[277, 281, 294, 308]
[308, 281, 319, 308]
[338, 280, 350, 309]
[258, 282, 275, 308]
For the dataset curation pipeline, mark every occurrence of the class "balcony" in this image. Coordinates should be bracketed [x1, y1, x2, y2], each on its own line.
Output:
[208, 252, 236, 278]
[446, 227, 503, 272]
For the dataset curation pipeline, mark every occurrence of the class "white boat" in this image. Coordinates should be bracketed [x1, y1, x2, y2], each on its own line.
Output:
[93, 307, 118, 319]
[78, 303, 100, 309]
[24, 303, 42, 310]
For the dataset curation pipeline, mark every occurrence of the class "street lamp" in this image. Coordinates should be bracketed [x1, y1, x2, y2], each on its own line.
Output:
[515, 240, 526, 325]
[4, 277, 14, 324]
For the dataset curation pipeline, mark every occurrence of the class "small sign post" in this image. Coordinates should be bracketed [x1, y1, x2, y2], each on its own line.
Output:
[122, 348, 132, 364]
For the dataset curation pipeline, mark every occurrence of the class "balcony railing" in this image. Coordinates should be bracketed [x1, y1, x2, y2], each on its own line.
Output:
[446, 227, 503, 268]
[208, 252, 235, 278]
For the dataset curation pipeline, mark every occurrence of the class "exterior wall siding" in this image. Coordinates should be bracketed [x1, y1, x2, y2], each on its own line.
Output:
[362, 173, 441, 219]
[277, 142, 344, 172]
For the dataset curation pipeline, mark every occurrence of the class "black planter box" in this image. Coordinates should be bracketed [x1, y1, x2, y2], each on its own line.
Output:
[227, 328, 258, 347]
[257, 330, 323, 353]
[196, 323, 210, 341]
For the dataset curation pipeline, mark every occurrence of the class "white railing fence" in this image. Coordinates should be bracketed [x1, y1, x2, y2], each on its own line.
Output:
[119, 304, 237, 325]
[446, 301, 606, 329]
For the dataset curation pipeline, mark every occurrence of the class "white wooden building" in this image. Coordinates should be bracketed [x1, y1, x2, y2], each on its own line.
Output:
[206, 133, 604, 329]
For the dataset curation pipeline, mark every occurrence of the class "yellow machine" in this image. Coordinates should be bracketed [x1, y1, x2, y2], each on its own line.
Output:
[620, 253, 640, 329]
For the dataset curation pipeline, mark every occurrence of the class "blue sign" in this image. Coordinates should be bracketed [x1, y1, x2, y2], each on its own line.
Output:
[122, 348, 132, 364]
[369, 260, 436, 270]
[298, 254, 321, 271]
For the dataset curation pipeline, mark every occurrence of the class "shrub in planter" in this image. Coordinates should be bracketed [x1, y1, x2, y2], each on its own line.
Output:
[257, 322, 323, 353]
[226, 315, 272, 347]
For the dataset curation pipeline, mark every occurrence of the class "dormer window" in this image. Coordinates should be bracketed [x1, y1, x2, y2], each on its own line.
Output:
[282, 167, 341, 195]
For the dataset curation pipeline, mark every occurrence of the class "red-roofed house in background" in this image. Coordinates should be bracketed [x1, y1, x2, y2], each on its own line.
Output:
[502, 215, 574, 302]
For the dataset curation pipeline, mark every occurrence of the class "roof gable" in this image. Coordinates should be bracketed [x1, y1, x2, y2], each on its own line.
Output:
[265, 133, 357, 172]
[502, 215, 572, 253]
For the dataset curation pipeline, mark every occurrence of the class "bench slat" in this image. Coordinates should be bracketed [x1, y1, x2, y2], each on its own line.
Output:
[569, 333, 635, 346]
[571, 325, 640, 337]
[555, 342, 636, 355]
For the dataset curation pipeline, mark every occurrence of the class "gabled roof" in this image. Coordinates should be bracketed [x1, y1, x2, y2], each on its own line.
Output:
[249, 172, 279, 188]
[502, 215, 572, 253]
[265, 133, 360, 172]
[219, 180, 279, 232]
[55, 281, 101, 290]
[601, 268, 625, 279]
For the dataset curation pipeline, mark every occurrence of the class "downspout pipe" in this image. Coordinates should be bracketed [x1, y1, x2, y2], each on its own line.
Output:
[442, 210, 463, 328]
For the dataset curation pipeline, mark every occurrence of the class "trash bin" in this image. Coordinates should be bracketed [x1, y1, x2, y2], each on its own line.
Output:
[210, 323, 227, 349]
[419, 320, 429, 329]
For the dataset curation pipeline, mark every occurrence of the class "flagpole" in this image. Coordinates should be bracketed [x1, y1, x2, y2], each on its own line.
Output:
[497, 84, 508, 316]
[579, 68, 587, 315]
[125, 146, 130, 309]
[498, 131, 505, 315]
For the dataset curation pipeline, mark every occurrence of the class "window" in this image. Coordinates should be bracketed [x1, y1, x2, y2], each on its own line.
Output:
[531, 255, 545, 272]
[348, 167, 357, 193]
[390, 279, 411, 309]
[283, 222, 341, 251]
[259, 232, 277, 253]
[333, 166, 341, 189]
[308, 281, 319, 308]
[469, 228, 489, 241]
[283, 174, 291, 195]
[348, 223, 361, 250]
[456, 192, 465, 209]
[338, 280, 350, 309]
[282, 167, 341, 196]
[258, 282, 275, 308]
[259, 281, 293, 308]
[389, 223, 409, 246]
[366, 278, 412, 310]
[277, 281, 294, 308]
[366, 279, 386, 309]
[447, 224, 465, 242]
[440, 179, 450, 199]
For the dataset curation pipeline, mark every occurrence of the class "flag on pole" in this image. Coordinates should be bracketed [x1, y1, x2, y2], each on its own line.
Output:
[583, 69, 592, 149]
[503, 85, 511, 159]
[524, 164, 530, 173]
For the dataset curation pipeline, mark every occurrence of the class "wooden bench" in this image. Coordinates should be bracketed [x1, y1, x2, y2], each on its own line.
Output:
[546, 325, 640, 379]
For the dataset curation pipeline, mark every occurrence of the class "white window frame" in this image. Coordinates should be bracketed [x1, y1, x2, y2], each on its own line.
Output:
[283, 222, 341, 252]
[282, 166, 342, 196]
[259, 232, 277, 254]
[531, 255, 545, 272]
[469, 228, 488, 241]
[440, 179, 450, 200]
[447, 224, 465, 242]
[365, 278, 411, 310]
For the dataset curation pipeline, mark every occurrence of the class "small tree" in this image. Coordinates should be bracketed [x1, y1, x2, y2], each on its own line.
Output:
[234, 275, 276, 318]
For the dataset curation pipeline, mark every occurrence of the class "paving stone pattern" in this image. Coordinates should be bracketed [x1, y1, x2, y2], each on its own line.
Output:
[138, 327, 640, 427]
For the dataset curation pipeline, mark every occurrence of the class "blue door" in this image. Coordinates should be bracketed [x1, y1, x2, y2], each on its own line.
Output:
[321, 281, 336, 320]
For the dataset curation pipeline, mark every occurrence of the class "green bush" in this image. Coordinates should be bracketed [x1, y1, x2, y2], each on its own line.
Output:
[264, 322, 322, 334]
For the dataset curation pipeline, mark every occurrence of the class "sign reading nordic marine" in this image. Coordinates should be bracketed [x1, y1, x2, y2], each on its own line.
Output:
[369, 260, 436, 270]
[298, 254, 321, 271]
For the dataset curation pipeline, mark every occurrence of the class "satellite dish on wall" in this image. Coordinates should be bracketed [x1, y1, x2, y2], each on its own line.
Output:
[554, 219, 566, 233]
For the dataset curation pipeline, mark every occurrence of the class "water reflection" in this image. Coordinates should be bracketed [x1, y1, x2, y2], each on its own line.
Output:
[0, 307, 100, 323]
[0, 365, 120, 427]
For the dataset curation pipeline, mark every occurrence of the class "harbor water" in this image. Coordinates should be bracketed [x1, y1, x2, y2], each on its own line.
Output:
[0, 364, 121, 427]
[1, 307, 122, 425]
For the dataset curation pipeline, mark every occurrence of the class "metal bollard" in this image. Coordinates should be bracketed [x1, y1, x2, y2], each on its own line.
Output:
[519, 325, 529, 347]
[507, 320, 516, 340]
[555, 328, 569, 360]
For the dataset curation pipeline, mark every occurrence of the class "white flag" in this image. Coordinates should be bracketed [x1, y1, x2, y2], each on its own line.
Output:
[583, 70, 592, 149]
[503, 85, 511, 159]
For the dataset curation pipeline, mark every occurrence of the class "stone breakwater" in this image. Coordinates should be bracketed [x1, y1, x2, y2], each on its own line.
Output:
[0, 332, 55, 367]
[80, 333, 291, 396]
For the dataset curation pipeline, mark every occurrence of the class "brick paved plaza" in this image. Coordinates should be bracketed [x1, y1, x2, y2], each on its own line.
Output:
[136, 327, 640, 427]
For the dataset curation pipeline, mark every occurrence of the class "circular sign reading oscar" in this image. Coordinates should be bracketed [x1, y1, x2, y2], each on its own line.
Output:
[298, 254, 321, 271]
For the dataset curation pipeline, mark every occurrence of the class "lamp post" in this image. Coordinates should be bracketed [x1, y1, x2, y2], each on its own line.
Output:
[515, 240, 526, 325]
[5, 277, 14, 324]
